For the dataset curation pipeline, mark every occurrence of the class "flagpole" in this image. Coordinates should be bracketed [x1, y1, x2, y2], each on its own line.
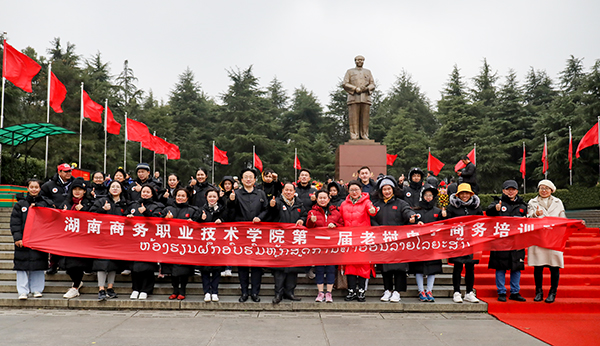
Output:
[597, 116, 600, 184]
[153, 131, 156, 179]
[139, 142, 142, 163]
[103, 99, 108, 174]
[544, 135, 548, 179]
[44, 62, 52, 178]
[428, 147, 431, 171]
[124, 112, 128, 171]
[473, 143, 476, 165]
[0, 76, 5, 182]
[253, 145, 256, 170]
[79, 83, 83, 168]
[523, 142, 526, 194]
[569, 126, 573, 186]
[164, 154, 167, 188]
[295, 148, 298, 182]
[212, 141, 215, 185]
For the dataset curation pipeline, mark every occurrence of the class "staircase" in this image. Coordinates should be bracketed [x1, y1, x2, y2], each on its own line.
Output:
[473, 213, 600, 313]
[0, 207, 487, 312]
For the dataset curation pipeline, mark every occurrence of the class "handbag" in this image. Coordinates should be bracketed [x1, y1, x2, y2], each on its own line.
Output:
[334, 268, 348, 290]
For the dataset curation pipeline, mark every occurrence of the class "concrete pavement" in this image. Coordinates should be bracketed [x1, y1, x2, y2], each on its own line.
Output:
[0, 309, 547, 346]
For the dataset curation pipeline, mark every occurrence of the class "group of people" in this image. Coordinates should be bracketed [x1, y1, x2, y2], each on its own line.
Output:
[11, 159, 567, 304]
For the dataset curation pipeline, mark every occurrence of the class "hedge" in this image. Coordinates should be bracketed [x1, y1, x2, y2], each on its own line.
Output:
[477, 185, 600, 211]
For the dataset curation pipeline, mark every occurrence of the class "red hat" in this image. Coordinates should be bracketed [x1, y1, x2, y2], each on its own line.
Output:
[57, 163, 72, 171]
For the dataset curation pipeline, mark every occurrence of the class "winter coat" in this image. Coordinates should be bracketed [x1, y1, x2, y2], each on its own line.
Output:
[128, 177, 163, 202]
[371, 196, 414, 272]
[460, 162, 477, 186]
[88, 182, 109, 200]
[328, 181, 347, 207]
[403, 180, 424, 207]
[486, 194, 527, 271]
[306, 204, 344, 229]
[408, 199, 444, 275]
[527, 195, 566, 268]
[89, 196, 128, 272]
[159, 186, 179, 207]
[426, 175, 438, 189]
[41, 174, 74, 207]
[270, 196, 308, 225]
[446, 193, 483, 264]
[56, 196, 95, 270]
[159, 202, 201, 277]
[258, 180, 284, 200]
[200, 202, 225, 223]
[296, 183, 317, 210]
[358, 178, 376, 194]
[190, 181, 216, 209]
[227, 187, 268, 222]
[340, 193, 377, 279]
[126, 199, 164, 218]
[10, 193, 52, 271]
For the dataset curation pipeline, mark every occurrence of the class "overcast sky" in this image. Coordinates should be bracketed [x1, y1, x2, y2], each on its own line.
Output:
[3, 1, 600, 110]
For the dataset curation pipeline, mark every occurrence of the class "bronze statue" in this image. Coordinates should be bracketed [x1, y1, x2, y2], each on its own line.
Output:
[343, 55, 376, 140]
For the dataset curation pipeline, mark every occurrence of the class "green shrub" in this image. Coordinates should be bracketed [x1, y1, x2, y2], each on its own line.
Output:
[1, 154, 45, 185]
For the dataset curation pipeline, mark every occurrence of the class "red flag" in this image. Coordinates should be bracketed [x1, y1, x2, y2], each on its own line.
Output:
[254, 153, 263, 172]
[427, 152, 445, 176]
[105, 106, 121, 135]
[167, 143, 180, 160]
[82, 90, 104, 123]
[294, 155, 301, 170]
[214, 144, 228, 165]
[575, 122, 599, 158]
[386, 154, 398, 166]
[49, 72, 67, 113]
[568, 128, 573, 169]
[454, 148, 476, 172]
[2, 40, 41, 93]
[520, 145, 526, 179]
[542, 140, 549, 174]
[152, 136, 170, 155]
[126, 118, 150, 143]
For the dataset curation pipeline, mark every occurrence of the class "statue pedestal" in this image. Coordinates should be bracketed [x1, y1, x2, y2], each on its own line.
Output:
[335, 140, 387, 182]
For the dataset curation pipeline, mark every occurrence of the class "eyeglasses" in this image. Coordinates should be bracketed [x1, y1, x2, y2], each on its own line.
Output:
[539, 187, 552, 191]
[348, 188, 361, 192]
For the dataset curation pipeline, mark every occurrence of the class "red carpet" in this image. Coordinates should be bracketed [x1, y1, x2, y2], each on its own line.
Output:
[470, 226, 600, 345]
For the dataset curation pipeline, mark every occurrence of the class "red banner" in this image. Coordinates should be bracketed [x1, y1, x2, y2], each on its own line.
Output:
[23, 207, 584, 267]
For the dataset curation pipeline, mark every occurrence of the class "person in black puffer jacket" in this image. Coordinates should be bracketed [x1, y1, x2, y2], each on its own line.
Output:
[88, 171, 109, 200]
[403, 167, 425, 207]
[327, 181, 346, 207]
[160, 187, 201, 300]
[89, 180, 129, 301]
[269, 182, 308, 304]
[189, 167, 217, 210]
[409, 185, 444, 302]
[445, 183, 483, 304]
[159, 173, 181, 207]
[486, 180, 528, 303]
[198, 187, 226, 302]
[11, 179, 53, 299]
[58, 178, 95, 299]
[296, 169, 317, 209]
[126, 184, 164, 300]
[128, 163, 163, 202]
[371, 176, 416, 303]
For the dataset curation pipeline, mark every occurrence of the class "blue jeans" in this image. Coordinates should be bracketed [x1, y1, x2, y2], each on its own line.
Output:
[495, 270, 521, 294]
[16, 270, 45, 295]
[315, 265, 336, 285]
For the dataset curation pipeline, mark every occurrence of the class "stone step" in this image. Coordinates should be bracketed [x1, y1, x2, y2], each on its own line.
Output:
[0, 244, 13, 251]
[0, 270, 464, 286]
[0, 293, 487, 312]
[0, 260, 12, 269]
[0, 251, 13, 260]
[0, 229, 10, 236]
[0, 236, 13, 244]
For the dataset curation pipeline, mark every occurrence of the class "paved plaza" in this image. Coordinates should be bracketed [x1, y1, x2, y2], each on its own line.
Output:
[0, 309, 546, 346]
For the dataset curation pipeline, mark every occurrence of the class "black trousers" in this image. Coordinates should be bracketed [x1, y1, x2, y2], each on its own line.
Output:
[201, 270, 221, 294]
[238, 266, 262, 295]
[273, 270, 298, 297]
[452, 263, 475, 293]
[347, 275, 366, 290]
[132, 271, 155, 294]
[382, 270, 407, 292]
[171, 275, 189, 296]
[534, 266, 560, 292]
[66, 268, 84, 288]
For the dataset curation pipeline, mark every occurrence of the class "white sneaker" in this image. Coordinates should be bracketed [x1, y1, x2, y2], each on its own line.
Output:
[464, 292, 480, 303]
[221, 269, 232, 276]
[390, 291, 401, 302]
[121, 270, 131, 276]
[33, 292, 43, 298]
[453, 292, 463, 303]
[130, 291, 140, 299]
[18, 293, 28, 300]
[63, 287, 80, 299]
[204, 293, 212, 302]
[138, 292, 148, 300]
[212, 294, 219, 302]
[380, 290, 392, 302]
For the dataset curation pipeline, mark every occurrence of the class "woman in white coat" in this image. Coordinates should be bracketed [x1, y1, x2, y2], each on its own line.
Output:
[527, 179, 565, 303]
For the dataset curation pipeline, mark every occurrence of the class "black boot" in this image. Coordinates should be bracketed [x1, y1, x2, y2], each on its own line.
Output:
[534, 288, 543, 302]
[272, 293, 283, 304]
[344, 289, 356, 301]
[545, 290, 556, 303]
[357, 289, 366, 302]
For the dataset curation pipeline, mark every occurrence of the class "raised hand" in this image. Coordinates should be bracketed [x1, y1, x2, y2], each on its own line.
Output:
[270, 196, 276, 207]
[496, 200, 502, 212]
[202, 210, 207, 220]
[165, 210, 173, 219]
[229, 190, 236, 201]
[310, 213, 317, 223]
[75, 200, 84, 211]
[91, 188, 96, 198]
[138, 203, 146, 214]
[441, 207, 447, 218]
[190, 176, 197, 186]
[536, 206, 544, 216]
[103, 200, 111, 211]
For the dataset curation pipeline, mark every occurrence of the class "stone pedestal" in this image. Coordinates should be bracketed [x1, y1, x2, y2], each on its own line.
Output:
[335, 140, 387, 182]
